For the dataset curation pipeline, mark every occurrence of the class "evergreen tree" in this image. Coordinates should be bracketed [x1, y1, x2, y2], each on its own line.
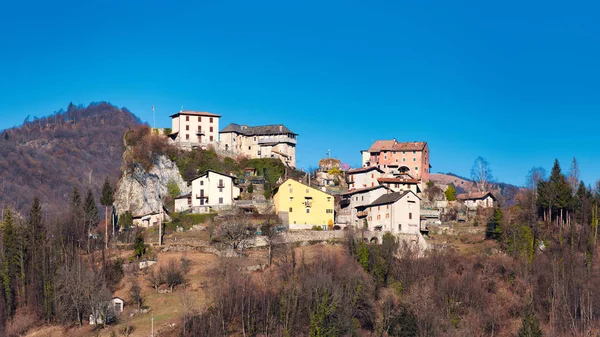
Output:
[84, 189, 99, 231]
[445, 183, 456, 201]
[538, 159, 573, 223]
[84, 189, 99, 252]
[69, 186, 84, 251]
[1, 209, 17, 316]
[518, 306, 542, 337]
[487, 207, 504, 241]
[100, 177, 114, 249]
[27, 197, 46, 316]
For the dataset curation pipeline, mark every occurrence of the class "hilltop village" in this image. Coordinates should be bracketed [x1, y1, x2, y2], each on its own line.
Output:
[119, 109, 498, 249]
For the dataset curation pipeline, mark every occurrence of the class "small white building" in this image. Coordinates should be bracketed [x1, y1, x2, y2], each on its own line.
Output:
[111, 297, 124, 313]
[177, 170, 240, 213]
[346, 166, 384, 190]
[376, 177, 420, 194]
[356, 190, 422, 235]
[132, 211, 167, 228]
[169, 110, 220, 149]
[337, 185, 389, 227]
[456, 192, 496, 209]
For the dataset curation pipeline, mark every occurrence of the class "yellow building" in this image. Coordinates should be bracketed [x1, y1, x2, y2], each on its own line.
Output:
[274, 179, 334, 230]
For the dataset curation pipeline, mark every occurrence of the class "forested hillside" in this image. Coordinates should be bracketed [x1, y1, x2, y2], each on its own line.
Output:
[0, 102, 140, 215]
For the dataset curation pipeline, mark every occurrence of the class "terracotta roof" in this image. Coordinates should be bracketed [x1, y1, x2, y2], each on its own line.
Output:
[169, 111, 221, 118]
[456, 192, 495, 200]
[341, 185, 387, 196]
[377, 177, 419, 184]
[220, 123, 297, 136]
[368, 190, 417, 207]
[368, 140, 427, 152]
[346, 166, 384, 174]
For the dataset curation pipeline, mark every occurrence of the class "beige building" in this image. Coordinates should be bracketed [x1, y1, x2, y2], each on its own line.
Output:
[356, 190, 422, 235]
[219, 124, 297, 167]
[169, 111, 220, 148]
[346, 166, 384, 190]
[456, 192, 496, 209]
[176, 170, 240, 213]
[337, 185, 389, 227]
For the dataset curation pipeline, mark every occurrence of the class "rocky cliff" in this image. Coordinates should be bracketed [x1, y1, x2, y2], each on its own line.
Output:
[114, 155, 188, 216]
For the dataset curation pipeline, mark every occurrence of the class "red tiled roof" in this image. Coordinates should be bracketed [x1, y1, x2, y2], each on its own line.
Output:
[377, 177, 419, 184]
[170, 111, 221, 118]
[456, 192, 495, 200]
[341, 185, 387, 196]
[368, 140, 427, 152]
[346, 166, 384, 174]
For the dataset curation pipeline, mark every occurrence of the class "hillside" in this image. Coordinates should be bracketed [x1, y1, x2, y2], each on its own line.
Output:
[0, 102, 140, 215]
[430, 172, 522, 206]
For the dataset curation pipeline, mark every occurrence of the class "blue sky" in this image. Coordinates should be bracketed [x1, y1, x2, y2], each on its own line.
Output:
[1, 0, 599, 186]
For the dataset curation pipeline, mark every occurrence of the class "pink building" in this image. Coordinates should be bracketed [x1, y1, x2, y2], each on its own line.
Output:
[361, 140, 431, 182]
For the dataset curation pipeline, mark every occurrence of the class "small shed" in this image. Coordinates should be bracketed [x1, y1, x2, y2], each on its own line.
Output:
[111, 297, 124, 313]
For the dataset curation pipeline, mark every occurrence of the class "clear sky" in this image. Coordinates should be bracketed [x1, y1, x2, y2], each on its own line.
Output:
[1, 0, 599, 186]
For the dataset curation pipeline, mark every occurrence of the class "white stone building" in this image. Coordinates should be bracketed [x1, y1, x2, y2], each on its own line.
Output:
[169, 111, 220, 148]
[177, 170, 240, 213]
[456, 192, 496, 209]
[356, 190, 422, 235]
[346, 166, 384, 190]
[219, 124, 297, 167]
[337, 185, 389, 227]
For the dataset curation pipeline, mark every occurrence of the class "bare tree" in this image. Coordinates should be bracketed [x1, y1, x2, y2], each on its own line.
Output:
[216, 212, 253, 251]
[568, 157, 580, 194]
[130, 278, 144, 312]
[471, 156, 493, 192]
[146, 268, 163, 293]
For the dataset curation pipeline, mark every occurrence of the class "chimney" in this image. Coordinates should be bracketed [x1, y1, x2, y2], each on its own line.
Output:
[279, 125, 283, 132]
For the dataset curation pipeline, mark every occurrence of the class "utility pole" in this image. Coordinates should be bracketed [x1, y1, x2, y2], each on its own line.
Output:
[327, 149, 331, 158]
[151, 314, 154, 337]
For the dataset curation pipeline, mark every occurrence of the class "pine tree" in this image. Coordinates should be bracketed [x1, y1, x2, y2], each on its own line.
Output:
[100, 177, 114, 249]
[84, 189, 99, 252]
[27, 197, 46, 316]
[1, 209, 17, 316]
[445, 183, 456, 201]
[538, 159, 573, 223]
[518, 306, 542, 337]
[69, 186, 83, 251]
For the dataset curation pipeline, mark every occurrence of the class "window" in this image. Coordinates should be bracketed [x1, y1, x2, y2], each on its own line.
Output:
[210, 117, 213, 123]
[386, 213, 390, 218]
[402, 158, 406, 162]
[361, 196, 364, 201]
[396, 159, 398, 163]
[409, 212, 412, 219]
[398, 224, 402, 231]
[413, 151, 416, 154]
[377, 215, 381, 220]
[386, 205, 389, 209]
[185, 134, 189, 140]
[289, 207, 293, 212]
[185, 125, 189, 131]
[378, 206, 380, 210]
[413, 158, 416, 162]
[210, 136, 214, 141]
[219, 197, 223, 204]
[326, 209, 333, 213]
[198, 125, 201, 131]
[415, 167, 418, 171]
[254, 137, 257, 141]
[186, 116, 189, 121]
[306, 208, 310, 213]
[402, 151, 405, 154]
[371, 174, 374, 178]
[248, 146, 251, 150]
[198, 116, 201, 122]
[200, 181, 204, 186]
[393, 151, 396, 155]
[306, 189, 309, 193]
[384, 155, 387, 160]
[290, 197, 293, 202]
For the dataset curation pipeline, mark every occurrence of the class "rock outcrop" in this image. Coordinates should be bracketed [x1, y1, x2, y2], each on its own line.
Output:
[114, 155, 188, 216]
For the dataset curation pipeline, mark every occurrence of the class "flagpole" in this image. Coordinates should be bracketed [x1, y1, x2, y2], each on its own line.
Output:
[152, 105, 155, 129]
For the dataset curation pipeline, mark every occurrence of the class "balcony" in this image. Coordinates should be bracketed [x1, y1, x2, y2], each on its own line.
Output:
[258, 137, 297, 145]
[357, 211, 368, 218]
[217, 184, 225, 189]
